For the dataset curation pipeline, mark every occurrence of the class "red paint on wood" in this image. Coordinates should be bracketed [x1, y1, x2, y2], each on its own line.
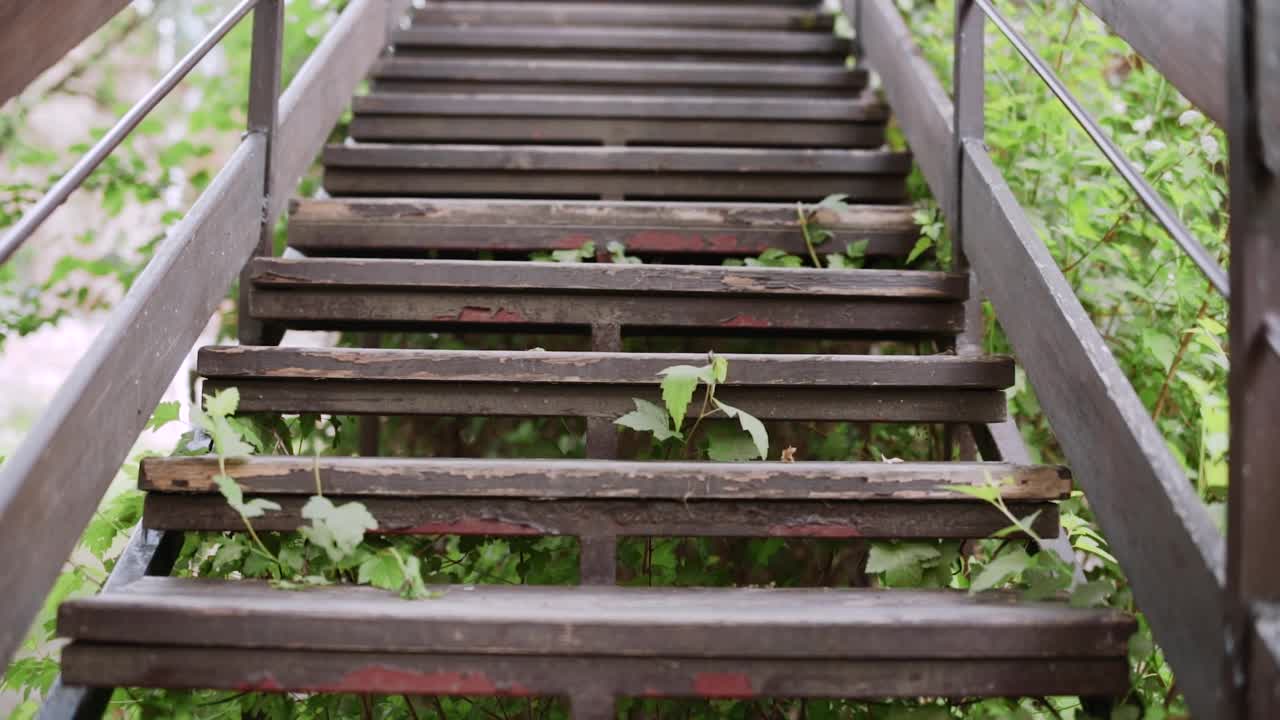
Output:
[238, 673, 285, 692]
[555, 233, 595, 249]
[767, 523, 864, 538]
[327, 665, 532, 695]
[627, 230, 706, 251]
[693, 672, 755, 698]
[384, 518, 545, 536]
[720, 314, 771, 328]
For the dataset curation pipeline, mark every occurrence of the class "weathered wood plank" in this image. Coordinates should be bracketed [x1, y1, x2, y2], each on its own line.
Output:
[322, 169, 906, 202]
[351, 93, 886, 122]
[323, 144, 911, 174]
[248, 290, 963, 336]
[197, 347, 1011, 387]
[249, 258, 964, 298]
[392, 26, 850, 56]
[370, 57, 866, 92]
[205, 378, 1008, 423]
[140, 456, 1065, 500]
[0, 0, 396, 668]
[60, 645, 1132, 699]
[349, 116, 884, 148]
[0, 0, 131, 105]
[59, 578, 1135, 658]
[411, 2, 835, 31]
[144, 494, 1060, 539]
[286, 199, 917, 259]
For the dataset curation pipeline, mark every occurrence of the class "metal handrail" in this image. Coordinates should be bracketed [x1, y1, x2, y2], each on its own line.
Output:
[0, 0, 260, 266]
[970, 0, 1231, 299]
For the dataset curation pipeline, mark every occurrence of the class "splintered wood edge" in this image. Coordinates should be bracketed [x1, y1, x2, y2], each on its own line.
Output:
[139, 457, 1072, 501]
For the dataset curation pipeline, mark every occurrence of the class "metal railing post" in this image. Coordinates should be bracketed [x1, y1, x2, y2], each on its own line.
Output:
[952, 0, 984, 355]
[1225, 0, 1280, 716]
[238, 0, 285, 346]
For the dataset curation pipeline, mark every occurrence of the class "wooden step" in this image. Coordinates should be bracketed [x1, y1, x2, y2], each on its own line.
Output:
[347, 93, 886, 147]
[286, 199, 919, 260]
[140, 457, 1066, 539]
[59, 579, 1134, 698]
[392, 26, 851, 58]
[246, 259, 967, 337]
[369, 57, 867, 98]
[198, 348, 1010, 423]
[322, 144, 910, 201]
[410, 2, 836, 31]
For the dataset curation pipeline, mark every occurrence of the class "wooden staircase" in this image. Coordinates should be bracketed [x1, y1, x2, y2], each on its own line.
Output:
[54, 0, 1135, 713]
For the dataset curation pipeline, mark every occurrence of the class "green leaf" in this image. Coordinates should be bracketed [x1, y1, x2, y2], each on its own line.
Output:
[970, 547, 1032, 592]
[713, 399, 768, 460]
[1070, 579, 1115, 608]
[707, 431, 761, 462]
[658, 364, 712, 430]
[214, 474, 281, 519]
[906, 236, 933, 264]
[940, 482, 1001, 504]
[359, 550, 406, 591]
[145, 401, 180, 431]
[711, 355, 728, 383]
[204, 387, 240, 418]
[299, 496, 378, 563]
[614, 398, 681, 442]
[866, 542, 942, 586]
[1142, 328, 1178, 372]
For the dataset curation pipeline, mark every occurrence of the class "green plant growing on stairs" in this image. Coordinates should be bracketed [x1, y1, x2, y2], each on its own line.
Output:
[944, 474, 1114, 606]
[194, 387, 281, 571]
[614, 353, 770, 460]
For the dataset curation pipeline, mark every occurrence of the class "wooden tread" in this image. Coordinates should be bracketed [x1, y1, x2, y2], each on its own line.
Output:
[347, 93, 887, 147]
[369, 57, 868, 98]
[198, 348, 1010, 423]
[392, 26, 851, 57]
[59, 579, 1134, 698]
[322, 144, 910, 200]
[140, 457, 1066, 539]
[286, 199, 919, 259]
[410, 3, 837, 31]
[245, 259, 968, 337]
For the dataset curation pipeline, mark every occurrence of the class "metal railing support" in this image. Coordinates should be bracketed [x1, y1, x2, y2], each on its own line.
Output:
[238, 0, 285, 346]
[1225, 0, 1280, 717]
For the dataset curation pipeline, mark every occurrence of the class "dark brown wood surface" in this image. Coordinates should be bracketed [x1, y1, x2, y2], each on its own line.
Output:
[197, 347, 1012, 387]
[286, 198, 917, 258]
[144, 494, 1060, 540]
[392, 26, 850, 56]
[249, 258, 962, 297]
[59, 578, 1135, 658]
[207, 379, 1008, 423]
[322, 169, 906, 202]
[351, 93, 886, 122]
[412, 2, 835, 30]
[370, 57, 866, 93]
[141, 457, 1063, 500]
[0, 0, 131, 104]
[322, 144, 911, 174]
[349, 116, 884, 148]
[60, 645, 1132, 699]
